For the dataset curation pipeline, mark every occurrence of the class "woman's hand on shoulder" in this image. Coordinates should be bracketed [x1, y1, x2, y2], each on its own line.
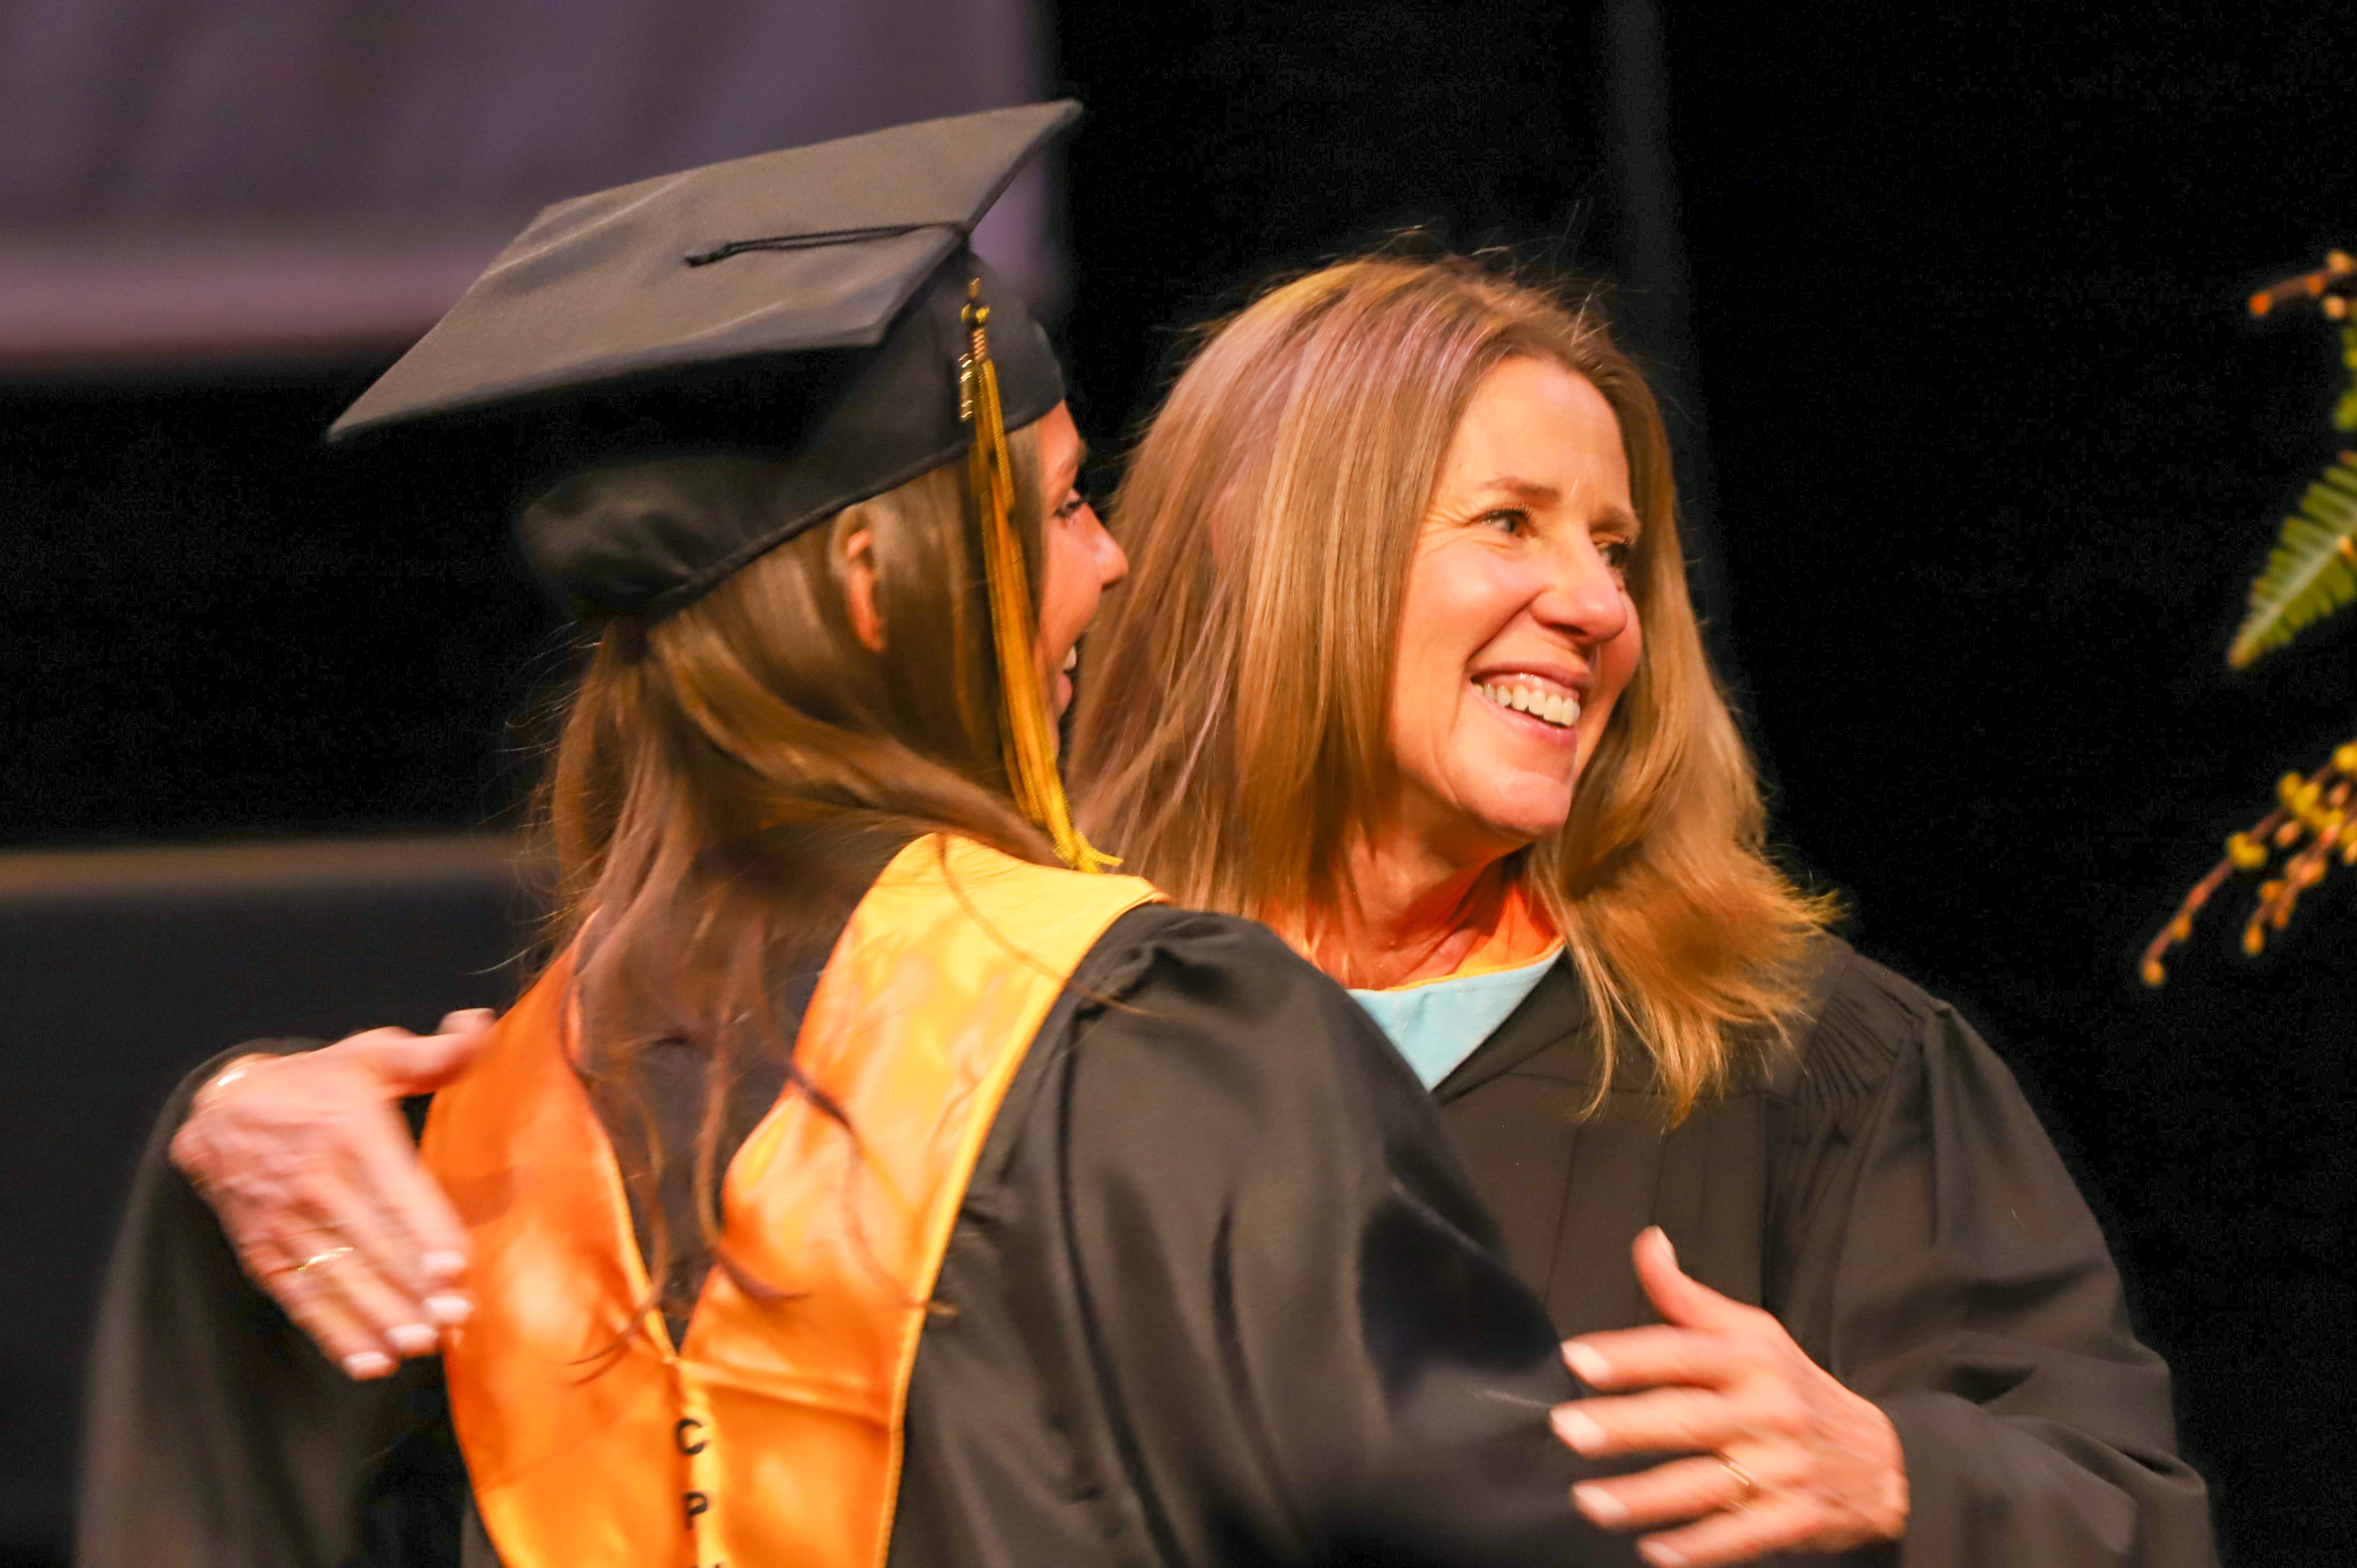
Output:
[166, 1014, 494, 1380]
[1549, 1227, 1908, 1567]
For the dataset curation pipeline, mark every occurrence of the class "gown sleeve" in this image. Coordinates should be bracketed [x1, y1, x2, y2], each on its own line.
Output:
[1030, 909, 1636, 1567]
[1779, 954, 2216, 1568]
[77, 1045, 469, 1568]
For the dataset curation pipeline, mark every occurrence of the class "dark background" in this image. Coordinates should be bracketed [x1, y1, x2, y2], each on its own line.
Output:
[2, 3, 2349, 1565]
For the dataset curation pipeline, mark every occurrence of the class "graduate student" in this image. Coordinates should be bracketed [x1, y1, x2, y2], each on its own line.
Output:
[80, 105, 1629, 1568]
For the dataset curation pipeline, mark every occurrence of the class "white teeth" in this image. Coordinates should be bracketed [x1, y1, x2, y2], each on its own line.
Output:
[1476, 680, 1581, 730]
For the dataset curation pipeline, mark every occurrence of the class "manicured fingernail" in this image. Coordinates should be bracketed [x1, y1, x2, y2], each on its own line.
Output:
[1563, 1341, 1611, 1384]
[424, 1293, 473, 1326]
[343, 1351, 394, 1379]
[1645, 1225, 1677, 1266]
[422, 1250, 466, 1281]
[387, 1323, 438, 1355]
[1640, 1543, 1688, 1568]
[1551, 1406, 1607, 1454]
[1572, 1483, 1628, 1525]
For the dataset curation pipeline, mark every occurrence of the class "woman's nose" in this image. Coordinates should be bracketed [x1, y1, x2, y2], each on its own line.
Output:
[1087, 506, 1129, 588]
[1532, 535, 1629, 645]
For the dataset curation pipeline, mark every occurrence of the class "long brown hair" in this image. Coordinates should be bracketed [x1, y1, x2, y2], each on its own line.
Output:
[1070, 256, 1831, 1116]
[529, 426, 1054, 1314]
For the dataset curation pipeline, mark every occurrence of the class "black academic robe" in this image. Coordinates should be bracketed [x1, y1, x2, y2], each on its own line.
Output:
[1439, 937, 2217, 1567]
[80, 907, 1636, 1568]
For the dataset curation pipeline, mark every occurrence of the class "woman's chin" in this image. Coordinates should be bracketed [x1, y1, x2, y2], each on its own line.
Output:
[1455, 781, 1576, 852]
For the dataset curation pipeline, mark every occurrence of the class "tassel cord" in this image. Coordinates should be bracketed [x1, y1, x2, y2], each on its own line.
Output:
[960, 286, 1117, 873]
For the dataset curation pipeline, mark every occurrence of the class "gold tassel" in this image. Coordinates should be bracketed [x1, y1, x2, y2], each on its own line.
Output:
[959, 280, 1118, 872]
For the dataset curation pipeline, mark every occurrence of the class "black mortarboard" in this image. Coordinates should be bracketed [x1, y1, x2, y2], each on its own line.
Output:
[329, 100, 1080, 618]
[332, 98, 1112, 872]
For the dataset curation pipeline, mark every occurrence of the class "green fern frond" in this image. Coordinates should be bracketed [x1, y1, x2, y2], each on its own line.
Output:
[2228, 457, 2357, 667]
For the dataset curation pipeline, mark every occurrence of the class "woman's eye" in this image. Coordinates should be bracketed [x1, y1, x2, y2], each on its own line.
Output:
[1054, 489, 1089, 521]
[1477, 508, 1528, 535]
[1598, 538, 1635, 574]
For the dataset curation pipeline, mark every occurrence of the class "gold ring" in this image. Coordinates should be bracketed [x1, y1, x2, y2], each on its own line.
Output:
[295, 1245, 354, 1273]
[1718, 1454, 1758, 1509]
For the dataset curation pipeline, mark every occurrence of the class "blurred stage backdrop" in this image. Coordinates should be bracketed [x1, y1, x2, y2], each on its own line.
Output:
[1, 2, 2349, 1565]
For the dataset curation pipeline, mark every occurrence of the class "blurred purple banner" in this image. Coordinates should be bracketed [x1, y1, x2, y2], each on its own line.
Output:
[0, 0, 1051, 364]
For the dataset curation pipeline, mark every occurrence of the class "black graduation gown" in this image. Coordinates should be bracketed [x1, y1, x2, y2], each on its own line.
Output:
[1438, 937, 2217, 1567]
[79, 906, 1636, 1568]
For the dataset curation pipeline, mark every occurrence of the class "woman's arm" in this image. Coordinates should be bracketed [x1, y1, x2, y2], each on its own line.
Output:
[1546, 951, 2214, 1568]
[80, 1016, 501, 1566]
[80, 1041, 461, 1568]
[1812, 990, 2215, 1567]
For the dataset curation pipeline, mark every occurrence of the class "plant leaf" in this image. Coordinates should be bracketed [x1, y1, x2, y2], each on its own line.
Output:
[2228, 461, 2357, 666]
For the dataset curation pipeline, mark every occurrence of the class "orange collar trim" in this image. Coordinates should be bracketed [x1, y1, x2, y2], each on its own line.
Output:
[1362, 879, 1562, 994]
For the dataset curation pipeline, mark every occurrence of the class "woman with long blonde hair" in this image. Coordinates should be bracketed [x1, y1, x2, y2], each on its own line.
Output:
[1071, 254, 2215, 1568]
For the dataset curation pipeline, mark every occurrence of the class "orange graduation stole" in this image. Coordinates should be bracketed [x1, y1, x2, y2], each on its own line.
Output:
[420, 834, 1160, 1568]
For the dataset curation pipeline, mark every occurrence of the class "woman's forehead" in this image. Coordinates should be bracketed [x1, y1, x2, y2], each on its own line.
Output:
[1439, 364, 1631, 506]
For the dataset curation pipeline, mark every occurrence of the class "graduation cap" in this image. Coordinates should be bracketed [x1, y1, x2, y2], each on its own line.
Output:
[332, 98, 1109, 870]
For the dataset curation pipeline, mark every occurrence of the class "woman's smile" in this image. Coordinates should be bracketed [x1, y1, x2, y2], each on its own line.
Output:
[1386, 355, 1641, 855]
[1471, 666, 1589, 736]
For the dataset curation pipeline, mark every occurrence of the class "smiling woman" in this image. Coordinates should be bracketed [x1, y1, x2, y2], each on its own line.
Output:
[1387, 356, 1642, 904]
[1074, 256, 1821, 1113]
[1070, 254, 2217, 1567]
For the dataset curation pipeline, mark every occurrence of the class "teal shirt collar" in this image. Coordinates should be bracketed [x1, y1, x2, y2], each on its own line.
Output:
[1347, 948, 1563, 1089]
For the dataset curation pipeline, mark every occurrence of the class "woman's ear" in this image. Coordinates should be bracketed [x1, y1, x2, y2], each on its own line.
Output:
[842, 527, 887, 653]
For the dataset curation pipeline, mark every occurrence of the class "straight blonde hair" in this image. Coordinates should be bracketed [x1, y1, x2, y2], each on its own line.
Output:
[1069, 257, 1831, 1115]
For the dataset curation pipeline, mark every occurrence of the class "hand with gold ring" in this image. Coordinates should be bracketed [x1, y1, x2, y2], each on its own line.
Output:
[169, 1014, 496, 1380]
[1713, 1454, 1755, 1511]
[1548, 1227, 1908, 1566]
